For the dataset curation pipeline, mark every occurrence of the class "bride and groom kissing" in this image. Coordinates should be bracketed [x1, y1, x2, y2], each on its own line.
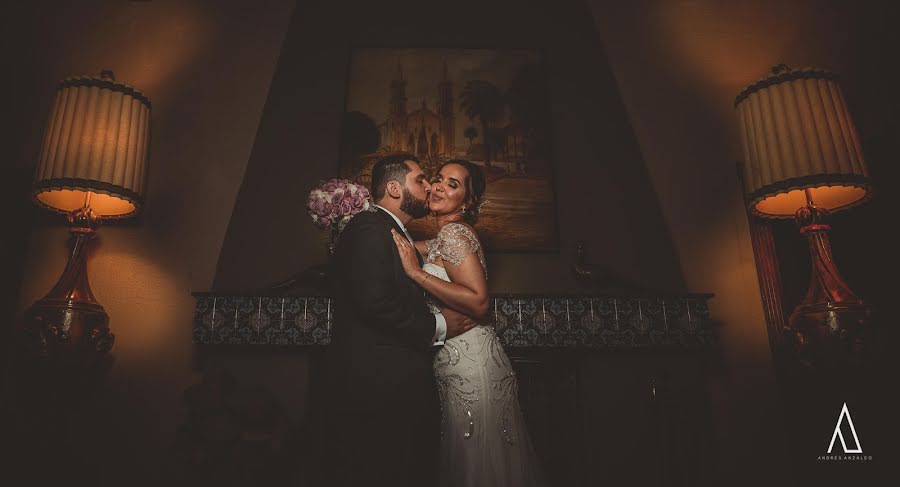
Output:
[316, 154, 545, 487]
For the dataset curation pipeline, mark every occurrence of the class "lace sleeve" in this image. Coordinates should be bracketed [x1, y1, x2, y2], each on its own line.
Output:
[425, 238, 439, 259]
[434, 223, 487, 275]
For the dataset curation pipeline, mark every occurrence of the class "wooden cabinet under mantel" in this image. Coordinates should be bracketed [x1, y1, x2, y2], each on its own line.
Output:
[191, 292, 718, 487]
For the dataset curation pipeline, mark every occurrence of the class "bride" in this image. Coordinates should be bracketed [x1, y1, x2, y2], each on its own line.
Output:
[390, 160, 546, 487]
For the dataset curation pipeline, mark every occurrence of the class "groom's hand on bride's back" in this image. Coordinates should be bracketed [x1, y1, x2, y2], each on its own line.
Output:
[442, 306, 477, 339]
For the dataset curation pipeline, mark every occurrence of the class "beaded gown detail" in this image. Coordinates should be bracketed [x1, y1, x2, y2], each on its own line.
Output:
[424, 223, 545, 487]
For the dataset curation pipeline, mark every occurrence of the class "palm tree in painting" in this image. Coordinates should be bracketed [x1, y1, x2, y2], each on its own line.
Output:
[505, 64, 549, 161]
[460, 80, 502, 167]
[463, 126, 478, 151]
[340, 111, 380, 179]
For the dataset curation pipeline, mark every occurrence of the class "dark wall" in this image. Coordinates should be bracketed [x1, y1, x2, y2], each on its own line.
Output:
[213, 0, 685, 294]
[205, 2, 704, 485]
[0, 168, 36, 355]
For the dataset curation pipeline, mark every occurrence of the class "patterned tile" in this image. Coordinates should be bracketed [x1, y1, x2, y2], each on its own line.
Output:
[192, 294, 713, 350]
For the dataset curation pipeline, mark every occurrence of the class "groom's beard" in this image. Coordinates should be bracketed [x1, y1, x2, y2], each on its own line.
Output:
[400, 187, 430, 219]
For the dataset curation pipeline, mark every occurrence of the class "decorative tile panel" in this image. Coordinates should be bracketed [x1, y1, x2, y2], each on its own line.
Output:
[193, 295, 332, 346]
[192, 293, 714, 349]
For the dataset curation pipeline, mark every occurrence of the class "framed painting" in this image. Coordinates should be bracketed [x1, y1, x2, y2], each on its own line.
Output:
[339, 48, 558, 251]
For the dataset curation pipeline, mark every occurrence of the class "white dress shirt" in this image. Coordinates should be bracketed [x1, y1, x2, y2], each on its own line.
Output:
[375, 205, 447, 346]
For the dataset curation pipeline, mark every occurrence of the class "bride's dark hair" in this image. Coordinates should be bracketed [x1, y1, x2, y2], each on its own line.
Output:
[435, 159, 487, 224]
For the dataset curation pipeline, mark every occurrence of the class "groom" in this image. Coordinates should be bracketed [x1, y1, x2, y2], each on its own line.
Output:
[319, 154, 476, 487]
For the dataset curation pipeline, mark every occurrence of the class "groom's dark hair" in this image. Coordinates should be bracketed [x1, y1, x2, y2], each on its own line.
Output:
[371, 153, 420, 200]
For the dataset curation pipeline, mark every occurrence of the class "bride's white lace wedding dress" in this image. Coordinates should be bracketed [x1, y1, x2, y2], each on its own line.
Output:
[423, 222, 545, 487]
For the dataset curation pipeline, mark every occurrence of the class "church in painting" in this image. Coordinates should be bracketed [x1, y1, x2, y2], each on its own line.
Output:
[379, 63, 455, 159]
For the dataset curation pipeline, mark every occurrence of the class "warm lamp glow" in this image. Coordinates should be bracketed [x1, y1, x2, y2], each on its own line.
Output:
[32, 72, 151, 219]
[655, 1, 795, 90]
[735, 66, 872, 368]
[35, 189, 136, 216]
[752, 185, 868, 217]
[19, 72, 152, 371]
[735, 67, 871, 217]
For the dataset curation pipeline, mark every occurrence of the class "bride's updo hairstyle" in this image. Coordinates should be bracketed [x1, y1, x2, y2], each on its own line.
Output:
[436, 159, 487, 224]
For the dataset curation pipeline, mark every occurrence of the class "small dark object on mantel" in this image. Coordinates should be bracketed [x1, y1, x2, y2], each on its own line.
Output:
[265, 264, 331, 296]
[572, 241, 593, 286]
[572, 240, 641, 293]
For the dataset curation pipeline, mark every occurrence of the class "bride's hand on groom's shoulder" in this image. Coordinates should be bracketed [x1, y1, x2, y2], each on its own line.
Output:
[390, 229, 424, 280]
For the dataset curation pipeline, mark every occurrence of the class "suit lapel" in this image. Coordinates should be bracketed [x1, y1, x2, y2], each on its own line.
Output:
[376, 207, 424, 267]
[375, 207, 405, 238]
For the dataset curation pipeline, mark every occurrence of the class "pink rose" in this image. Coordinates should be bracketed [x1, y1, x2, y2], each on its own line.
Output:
[352, 194, 366, 209]
[307, 179, 373, 231]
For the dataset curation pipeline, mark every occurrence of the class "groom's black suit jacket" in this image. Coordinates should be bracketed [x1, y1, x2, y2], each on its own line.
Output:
[317, 207, 440, 487]
[329, 207, 437, 349]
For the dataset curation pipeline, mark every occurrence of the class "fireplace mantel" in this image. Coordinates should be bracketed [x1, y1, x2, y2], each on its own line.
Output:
[191, 293, 715, 349]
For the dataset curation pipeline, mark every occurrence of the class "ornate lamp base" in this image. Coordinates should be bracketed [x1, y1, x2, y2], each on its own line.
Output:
[787, 301, 871, 370]
[10, 208, 114, 482]
[22, 299, 113, 367]
[783, 204, 873, 370]
[18, 207, 114, 373]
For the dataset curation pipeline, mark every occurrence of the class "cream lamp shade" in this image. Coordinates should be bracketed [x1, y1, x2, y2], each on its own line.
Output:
[735, 66, 870, 218]
[33, 71, 151, 219]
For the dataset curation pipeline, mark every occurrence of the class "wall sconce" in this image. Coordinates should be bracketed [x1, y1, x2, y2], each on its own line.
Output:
[735, 65, 872, 367]
[22, 70, 151, 368]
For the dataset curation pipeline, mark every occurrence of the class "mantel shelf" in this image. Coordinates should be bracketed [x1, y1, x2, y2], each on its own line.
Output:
[192, 293, 715, 350]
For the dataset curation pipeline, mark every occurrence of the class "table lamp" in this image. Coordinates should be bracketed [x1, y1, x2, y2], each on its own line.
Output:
[23, 70, 151, 367]
[735, 65, 871, 365]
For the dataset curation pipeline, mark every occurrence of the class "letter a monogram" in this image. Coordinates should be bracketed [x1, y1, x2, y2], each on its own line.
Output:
[827, 402, 863, 454]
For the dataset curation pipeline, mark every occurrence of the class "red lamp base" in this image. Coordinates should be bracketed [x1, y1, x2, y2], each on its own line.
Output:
[787, 301, 871, 370]
[19, 207, 114, 372]
[784, 204, 872, 369]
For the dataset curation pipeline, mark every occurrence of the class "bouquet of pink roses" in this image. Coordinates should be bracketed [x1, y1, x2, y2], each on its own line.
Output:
[307, 178, 374, 234]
